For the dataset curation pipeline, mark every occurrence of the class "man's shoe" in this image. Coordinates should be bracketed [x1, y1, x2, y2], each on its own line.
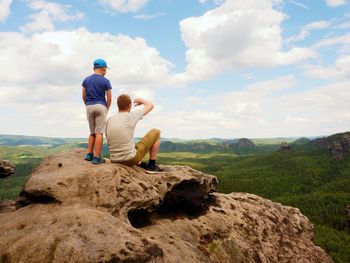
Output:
[85, 153, 93, 161]
[137, 162, 149, 169]
[92, 156, 105, 164]
[147, 164, 164, 172]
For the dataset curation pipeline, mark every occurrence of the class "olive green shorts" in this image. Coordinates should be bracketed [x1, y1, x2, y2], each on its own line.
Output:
[121, 129, 161, 166]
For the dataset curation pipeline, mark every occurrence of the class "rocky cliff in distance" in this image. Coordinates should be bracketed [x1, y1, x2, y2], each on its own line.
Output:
[279, 142, 292, 152]
[0, 149, 332, 263]
[236, 138, 256, 148]
[313, 132, 350, 159]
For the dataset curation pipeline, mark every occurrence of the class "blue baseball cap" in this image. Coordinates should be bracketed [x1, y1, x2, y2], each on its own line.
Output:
[93, 59, 109, 69]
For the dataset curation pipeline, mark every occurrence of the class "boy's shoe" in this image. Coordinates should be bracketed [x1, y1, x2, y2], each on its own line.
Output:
[92, 156, 105, 165]
[84, 153, 93, 161]
[147, 164, 164, 172]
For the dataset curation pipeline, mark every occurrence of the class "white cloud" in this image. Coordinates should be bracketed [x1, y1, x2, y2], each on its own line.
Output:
[326, 0, 347, 7]
[174, 0, 315, 84]
[161, 76, 350, 138]
[199, 0, 225, 4]
[133, 12, 165, 20]
[219, 75, 296, 117]
[285, 115, 308, 124]
[98, 0, 149, 13]
[303, 21, 332, 31]
[302, 55, 350, 80]
[334, 20, 350, 29]
[286, 20, 331, 43]
[0, 0, 12, 22]
[21, 0, 83, 33]
[313, 32, 350, 48]
[0, 28, 173, 137]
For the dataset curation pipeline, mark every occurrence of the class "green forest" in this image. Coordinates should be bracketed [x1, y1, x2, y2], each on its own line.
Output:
[0, 134, 349, 263]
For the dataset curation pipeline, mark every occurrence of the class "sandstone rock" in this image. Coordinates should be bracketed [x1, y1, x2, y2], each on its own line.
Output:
[280, 142, 292, 152]
[313, 132, 350, 159]
[0, 159, 15, 178]
[236, 138, 256, 148]
[0, 149, 332, 263]
[0, 200, 15, 214]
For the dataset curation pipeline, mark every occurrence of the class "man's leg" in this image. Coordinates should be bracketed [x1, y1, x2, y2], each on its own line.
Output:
[134, 129, 162, 171]
[149, 138, 160, 161]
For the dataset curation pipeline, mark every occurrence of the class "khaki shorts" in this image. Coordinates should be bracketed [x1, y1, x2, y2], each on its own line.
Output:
[121, 129, 161, 166]
[86, 104, 107, 134]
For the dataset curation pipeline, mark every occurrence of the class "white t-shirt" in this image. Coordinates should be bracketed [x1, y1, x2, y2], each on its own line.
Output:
[106, 109, 143, 162]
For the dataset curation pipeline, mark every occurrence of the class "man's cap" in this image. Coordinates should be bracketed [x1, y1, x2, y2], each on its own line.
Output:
[93, 59, 109, 69]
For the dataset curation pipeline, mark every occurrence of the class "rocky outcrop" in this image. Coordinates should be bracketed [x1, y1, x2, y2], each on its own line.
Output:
[0, 200, 15, 214]
[0, 149, 332, 263]
[0, 159, 15, 178]
[313, 132, 350, 159]
[236, 138, 256, 148]
[279, 142, 292, 152]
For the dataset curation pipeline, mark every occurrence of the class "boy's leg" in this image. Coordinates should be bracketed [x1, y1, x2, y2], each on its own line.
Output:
[85, 105, 96, 160]
[91, 104, 107, 164]
[94, 133, 103, 157]
[88, 134, 96, 154]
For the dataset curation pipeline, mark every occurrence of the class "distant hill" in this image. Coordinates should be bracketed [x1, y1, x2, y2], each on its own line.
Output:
[0, 135, 85, 146]
[313, 132, 350, 159]
[159, 137, 311, 154]
[2, 133, 349, 158]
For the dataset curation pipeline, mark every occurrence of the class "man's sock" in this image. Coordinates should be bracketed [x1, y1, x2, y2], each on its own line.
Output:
[148, 159, 156, 167]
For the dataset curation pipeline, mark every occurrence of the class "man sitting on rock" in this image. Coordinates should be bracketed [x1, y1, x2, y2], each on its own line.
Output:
[106, 94, 163, 172]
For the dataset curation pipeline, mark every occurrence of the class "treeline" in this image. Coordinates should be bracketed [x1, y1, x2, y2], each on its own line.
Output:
[159, 141, 280, 154]
[157, 149, 350, 263]
[0, 158, 41, 200]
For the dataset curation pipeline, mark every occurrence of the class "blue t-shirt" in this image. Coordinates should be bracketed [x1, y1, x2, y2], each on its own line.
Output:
[82, 74, 112, 106]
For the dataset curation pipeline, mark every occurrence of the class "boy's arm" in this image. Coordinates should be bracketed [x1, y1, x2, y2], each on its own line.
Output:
[106, 89, 112, 111]
[82, 86, 87, 104]
[105, 119, 108, 138]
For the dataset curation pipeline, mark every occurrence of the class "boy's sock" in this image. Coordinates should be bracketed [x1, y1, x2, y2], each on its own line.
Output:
[148, 159, 156, 167]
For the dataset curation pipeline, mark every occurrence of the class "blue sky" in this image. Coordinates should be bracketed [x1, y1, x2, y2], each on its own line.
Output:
[0, 0, 349, 139]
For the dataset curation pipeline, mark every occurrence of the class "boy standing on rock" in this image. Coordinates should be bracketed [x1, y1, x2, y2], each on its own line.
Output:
[82, 59, 112, 164]
[106, 94, 163, 172]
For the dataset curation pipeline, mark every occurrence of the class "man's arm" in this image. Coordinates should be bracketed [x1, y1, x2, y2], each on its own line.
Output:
[134, 98, 154, 116]
[106, 89, 112, 110]
[82, 86, 86, 104]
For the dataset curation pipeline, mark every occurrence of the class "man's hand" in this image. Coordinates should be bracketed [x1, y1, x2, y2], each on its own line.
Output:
[134, 97, 154, 116]
[133, 98, 144, 106]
